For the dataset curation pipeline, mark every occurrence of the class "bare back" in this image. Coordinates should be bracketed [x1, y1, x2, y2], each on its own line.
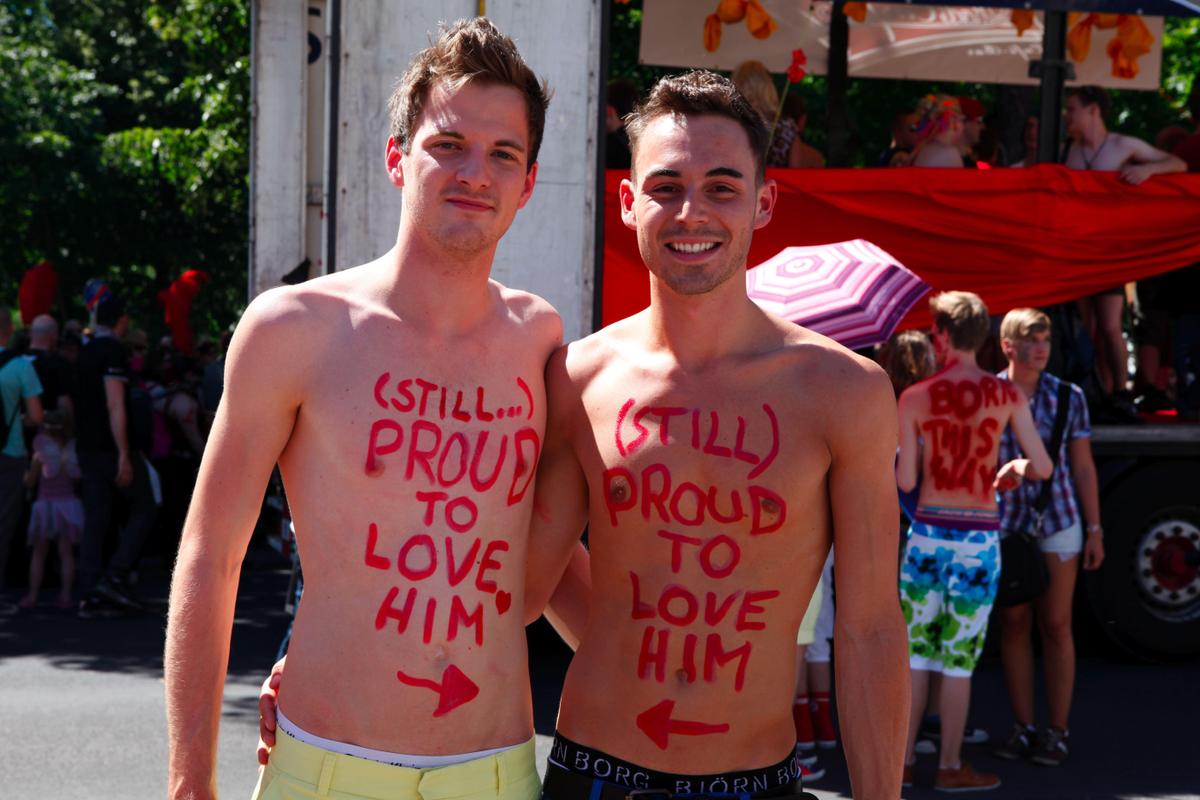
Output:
[262, 264, 559, 752]
[550, 312, 892, 771]
[903, 364, 1020, 517]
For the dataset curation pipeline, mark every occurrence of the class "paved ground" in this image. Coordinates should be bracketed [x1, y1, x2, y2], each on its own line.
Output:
[2, 559, 1197, 799]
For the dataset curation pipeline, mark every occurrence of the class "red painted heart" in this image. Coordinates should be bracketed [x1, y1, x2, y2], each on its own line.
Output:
[495, 590, 512, 615]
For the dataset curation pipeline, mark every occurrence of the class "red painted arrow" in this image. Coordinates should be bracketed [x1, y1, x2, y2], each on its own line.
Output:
[395, 664, 480, 717]
[636, 700, 730, 750]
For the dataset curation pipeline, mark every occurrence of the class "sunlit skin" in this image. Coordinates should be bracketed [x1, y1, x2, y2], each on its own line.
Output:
[164, 76, 562, 800]
[620, 114, 775, 299]
[389, 80, 537, 264]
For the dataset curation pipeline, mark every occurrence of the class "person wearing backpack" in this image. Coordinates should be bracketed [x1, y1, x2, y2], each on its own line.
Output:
[0, 312, 44, 603]
[992, 308, 1105, 767]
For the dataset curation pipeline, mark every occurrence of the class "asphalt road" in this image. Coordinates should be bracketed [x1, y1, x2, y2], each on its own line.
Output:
[2, 558, 1197, 799]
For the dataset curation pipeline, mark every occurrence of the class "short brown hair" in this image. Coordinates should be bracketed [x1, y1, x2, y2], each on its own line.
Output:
[1068, 85, 1110, 122]
[1000, 308, 1051, 343]
[876, 330, 936, 397]
[388, 18, 550, 171]
[625, 70, 769, 183]
[929, 291, 990, 353]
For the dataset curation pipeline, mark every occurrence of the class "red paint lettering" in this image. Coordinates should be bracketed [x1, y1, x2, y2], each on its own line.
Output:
[365, 419, 404, 475]
[450, 390, 470, 422]
[375, 586, 417, 632]
[474, 540, 508, 593]
[699, 535, 740, 579]
[733, 416, 760, 466]
[703, 411, 733, 458]
[658, 584, 699, 626]
[448, 595, 484, 645]
[981, 376, 1000, 408]
[641, 463, 671, 523]
[445, 537, 482, 586]
[975, 417, 1000, 457]
[422, 596, 437, 643]
[445, 496, 478, 533]
[405, 420, 442, 482]
[397, 535, 437, 581]
[364, 523, 391, 570]
[749, 486, 787, 535]
[469, 431, 507, 492]
[707, 487, 745, 524]
[652, 407, 688, 444]
[657, 529, 702, 573]
[373, 372, 390, 409]
[681, 633, 699, 682]
[437, 432, 469, 486]
[615, 398, 636, 457]
[392, 379, 415, 413]
[703, 590, 741, 626]
[638, 626, 669, 683]
[603, 466, 637, 526]
[414, 378, 437, 416]
[669, 482, 706, 526]
[704, 634, 752, 691]
[627, 406, 651, 455]
[630, 571, 655, 619]
[735, 589, 780, 632]
[474, 386, 494, 422]
[506, 428, 540, 506]
[747, 403, 779, 480]
[416, 491, 449, 526]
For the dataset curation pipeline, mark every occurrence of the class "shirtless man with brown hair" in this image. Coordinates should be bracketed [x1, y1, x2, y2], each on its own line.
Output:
[164, 19, 560, 800]
[258, 70, 909, 800]
[525, 70, 909, 800]
[895, 291, 1052, 792]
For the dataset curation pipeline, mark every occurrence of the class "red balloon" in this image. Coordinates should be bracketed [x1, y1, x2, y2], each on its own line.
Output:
[158, 269, 210, 355]
[19, 260, 58, 325]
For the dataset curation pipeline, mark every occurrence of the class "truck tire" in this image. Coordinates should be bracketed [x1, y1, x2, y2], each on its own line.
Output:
[1086, 461, 1200, 660]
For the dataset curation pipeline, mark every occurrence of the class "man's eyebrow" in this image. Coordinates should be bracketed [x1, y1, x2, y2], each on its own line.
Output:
[493, 138, 526, 153]
[645, 168, 681, 180]
[434, 129, 465, 140]
[706, 166, 745, 179]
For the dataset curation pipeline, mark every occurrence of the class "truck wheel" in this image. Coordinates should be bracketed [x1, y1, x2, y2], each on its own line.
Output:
[1086, 462, 1200, 660]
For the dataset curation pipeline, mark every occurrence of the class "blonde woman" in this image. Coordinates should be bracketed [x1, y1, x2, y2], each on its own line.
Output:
[731, 60, 815, 168]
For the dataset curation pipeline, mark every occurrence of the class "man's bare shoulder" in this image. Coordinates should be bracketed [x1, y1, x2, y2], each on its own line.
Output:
[241, 264, 379, 332]
[492, 280, 563, 345]
[779, 323, 891, 397]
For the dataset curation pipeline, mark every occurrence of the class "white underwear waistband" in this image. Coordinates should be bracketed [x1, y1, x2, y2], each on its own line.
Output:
[276, 708, 521, 768]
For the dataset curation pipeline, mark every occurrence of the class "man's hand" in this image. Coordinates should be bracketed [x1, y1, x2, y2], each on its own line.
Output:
[115, 452, 133, 488]
[993, 459, 1027, 492]
[257, 657, 286, 765]
[1082, 530, 1105, 571]
[1119, 163, 1156, 185]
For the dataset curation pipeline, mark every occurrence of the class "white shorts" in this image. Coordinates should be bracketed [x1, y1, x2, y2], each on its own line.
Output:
[806, 551, 835, 663]
[1039, 519, 1083, 558]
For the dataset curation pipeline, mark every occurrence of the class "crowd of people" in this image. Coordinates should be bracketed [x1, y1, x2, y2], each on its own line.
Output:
[0, 283, 224, 616]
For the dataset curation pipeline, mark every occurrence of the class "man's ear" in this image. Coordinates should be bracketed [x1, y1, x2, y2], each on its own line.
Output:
[619, 177, 637, 231]
[753, 178, 778, 231]
[516, 162, 538, 210]
[386, 136, 404, 188]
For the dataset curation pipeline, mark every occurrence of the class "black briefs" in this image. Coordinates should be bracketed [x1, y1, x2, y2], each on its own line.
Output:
[542, 733, 812, 800]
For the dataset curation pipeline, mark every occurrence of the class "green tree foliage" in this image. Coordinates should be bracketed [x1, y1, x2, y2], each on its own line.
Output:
[609, 1, 1197, 167]
[1, 0, 248, 340]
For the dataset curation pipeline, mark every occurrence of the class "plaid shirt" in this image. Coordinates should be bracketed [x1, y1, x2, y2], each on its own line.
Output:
[998, 371, 1091, 536]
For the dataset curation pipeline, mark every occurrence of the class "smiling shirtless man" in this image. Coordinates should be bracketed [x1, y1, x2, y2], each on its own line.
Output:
[164, 19, 560, 800]
[257, 70, 908, 800]
[525, 71, 909, 800]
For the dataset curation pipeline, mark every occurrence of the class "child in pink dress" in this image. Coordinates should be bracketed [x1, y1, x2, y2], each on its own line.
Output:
[20, 410, 84, 609]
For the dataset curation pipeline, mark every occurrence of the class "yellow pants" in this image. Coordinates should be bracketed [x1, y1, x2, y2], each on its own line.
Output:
[796, 577, 823, 646]
[252, 732, 540, 800]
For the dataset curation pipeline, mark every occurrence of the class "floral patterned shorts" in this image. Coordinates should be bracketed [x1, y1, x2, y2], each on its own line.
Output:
[899, 522, 1000, 677]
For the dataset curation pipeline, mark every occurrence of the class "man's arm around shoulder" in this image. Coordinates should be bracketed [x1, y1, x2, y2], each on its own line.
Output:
[165, 290, 310, 800]
[523, 345, 590, 641]
[828, 361, 909, 800]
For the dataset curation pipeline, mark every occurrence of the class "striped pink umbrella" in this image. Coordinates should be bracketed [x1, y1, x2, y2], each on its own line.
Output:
[745, 239, 930, 350]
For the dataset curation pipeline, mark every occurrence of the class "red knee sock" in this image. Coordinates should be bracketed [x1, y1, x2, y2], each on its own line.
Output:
[812, 691, 837, 747]
[793, 695, 816, 749]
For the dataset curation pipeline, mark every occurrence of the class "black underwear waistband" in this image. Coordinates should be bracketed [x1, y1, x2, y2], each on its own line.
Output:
[547, 732, 802, 796]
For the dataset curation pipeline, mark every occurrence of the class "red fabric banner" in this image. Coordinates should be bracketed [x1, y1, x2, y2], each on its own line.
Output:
[602, 165, 1200, 332]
